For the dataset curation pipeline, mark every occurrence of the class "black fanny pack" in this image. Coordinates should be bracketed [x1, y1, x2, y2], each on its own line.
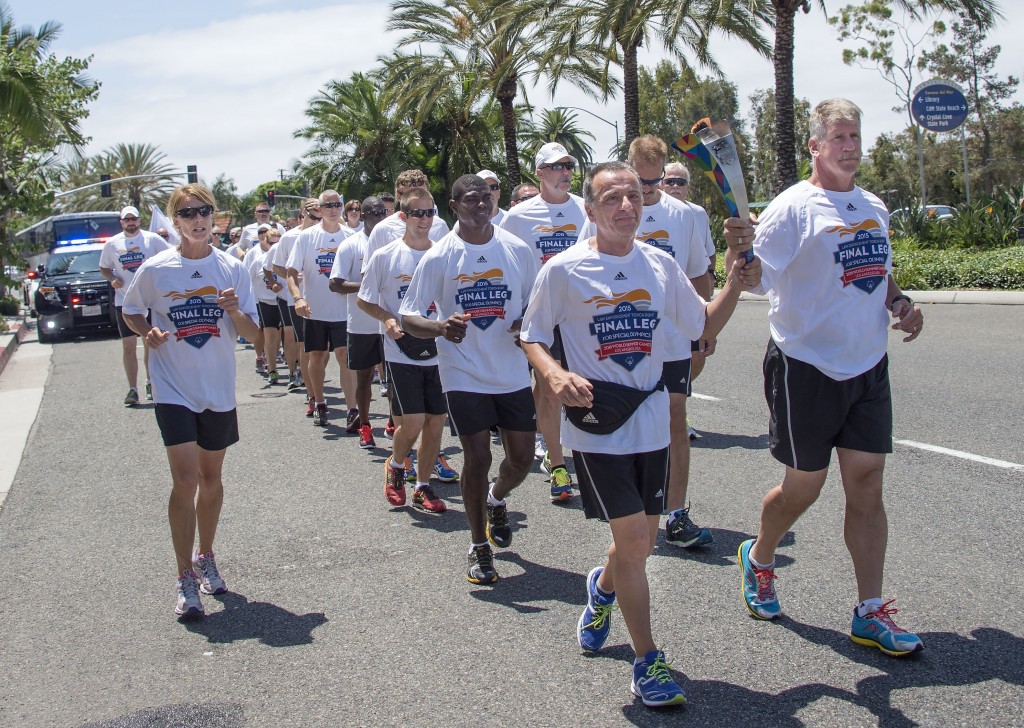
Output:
[564, 379, 664, 435]
[395, 333, 438, 360]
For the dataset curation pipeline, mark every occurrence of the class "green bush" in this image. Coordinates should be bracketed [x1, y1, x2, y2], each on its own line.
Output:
[0, 296, 20, 316]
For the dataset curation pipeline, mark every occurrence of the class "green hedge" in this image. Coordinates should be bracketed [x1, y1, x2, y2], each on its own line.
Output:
[714, 246, 1024, 290]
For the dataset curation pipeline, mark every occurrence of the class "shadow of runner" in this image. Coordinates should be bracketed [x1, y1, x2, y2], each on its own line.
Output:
[468, 552, 587, 614]
[693, 431, 769, 451]
[653, 529, 796, 568]
[183, 592, 327, 647]
[777, 618, 1024, 727]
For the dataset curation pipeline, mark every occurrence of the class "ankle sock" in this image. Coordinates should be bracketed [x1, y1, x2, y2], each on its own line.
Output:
[487, 487, 505, 507]
[749, 554, 774, 570]
[856, 598, 884, 618]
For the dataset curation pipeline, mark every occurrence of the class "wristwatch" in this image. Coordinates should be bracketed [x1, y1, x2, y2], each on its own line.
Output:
[888, 294, 913, 311]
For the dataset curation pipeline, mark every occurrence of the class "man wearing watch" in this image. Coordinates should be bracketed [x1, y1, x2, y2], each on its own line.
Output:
[724, 98, 926, 658]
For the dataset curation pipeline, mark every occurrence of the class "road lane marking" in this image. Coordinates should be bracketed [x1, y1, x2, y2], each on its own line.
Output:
[894, 440, 1024, 472]
[691, 393, 721, 401]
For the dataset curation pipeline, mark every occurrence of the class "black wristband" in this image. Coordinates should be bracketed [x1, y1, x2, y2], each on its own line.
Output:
[888, 294, 912, 311]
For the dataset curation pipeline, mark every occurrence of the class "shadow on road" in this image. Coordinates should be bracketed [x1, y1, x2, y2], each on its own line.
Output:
[469, 551, 586, 614]
[653, 529, 796, 569]
[182, 592, 327, 647]
[693, 431, 769, 451]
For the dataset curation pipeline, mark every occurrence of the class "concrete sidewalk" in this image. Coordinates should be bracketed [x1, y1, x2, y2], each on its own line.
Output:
[0, 331, 51, 509]
[735, 289, 1024, 304]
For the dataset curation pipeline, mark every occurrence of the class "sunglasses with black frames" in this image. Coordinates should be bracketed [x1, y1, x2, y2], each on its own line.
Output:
[540, 162, 576, 172]
[319, 201, 343, 209]
[664, 178, 690, 187]
[174, 204, 214, 219]
[405, 208, 436, 218]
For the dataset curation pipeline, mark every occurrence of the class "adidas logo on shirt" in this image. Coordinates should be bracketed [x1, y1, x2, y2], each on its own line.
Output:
[477, 256, 487, 263]
[846, 203, 857, 211]
[646, 215, 655, 222]
[582, 412, 599, 424]
[555, 212, 564, 218]
[190, 271, 202, 279]
[613, 272, 627, 281]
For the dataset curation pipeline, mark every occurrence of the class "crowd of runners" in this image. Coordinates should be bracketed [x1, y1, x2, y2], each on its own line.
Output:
[97, 98, 927, 709]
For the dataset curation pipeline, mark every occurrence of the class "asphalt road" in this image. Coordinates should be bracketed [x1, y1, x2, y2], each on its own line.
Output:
[1, 302, 1022, 727]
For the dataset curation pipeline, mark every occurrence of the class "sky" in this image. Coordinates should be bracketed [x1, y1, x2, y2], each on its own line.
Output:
[13, 0, 1024, 195]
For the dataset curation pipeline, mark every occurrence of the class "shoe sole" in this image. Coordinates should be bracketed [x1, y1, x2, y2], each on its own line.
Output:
[359, 442, 376, 449]
[175, 607, 205, 619]
[413, 500, 447, 514]
[466, 572, 499, 585]
[432, 472, 459, 483]
[550, 489, 573, 503]
[737, 540, 781, 621]
[666, 531, 714, 549]
[850, 634, 923, 657]
[630, 682, 687, 707]
[198, 584, 228, 596]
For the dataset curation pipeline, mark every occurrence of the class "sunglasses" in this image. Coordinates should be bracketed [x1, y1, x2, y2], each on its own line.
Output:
[664, 178, 689, 187]
[512, 193, 537, 204]
[541, 162, 576, 172]
[121, 217, 139, 222]
[174, 204, 214, 219]
[638, 174, 665, 186]
[319, 201, 343, 209]
[362, 207, 388, 217]
[487, 183, 500, 191]
[406, 208, 436, 218]
[255, 209, 271, 214]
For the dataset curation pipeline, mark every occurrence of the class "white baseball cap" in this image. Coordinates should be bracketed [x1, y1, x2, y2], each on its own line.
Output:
[476, 169, 499, 183]
[535, 142, 578, 169]
[120, 205, 140, 220]
[257, 223, 271, 232]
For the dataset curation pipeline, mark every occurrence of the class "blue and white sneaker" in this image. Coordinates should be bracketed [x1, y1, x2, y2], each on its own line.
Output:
[738, 538, 781, 620]
[631, 650, 687, 707]
[850, 600, 924, 656]
[577, 566, 615, 652]
[432, 455, 459, 483]
[404, 453, 417, 484]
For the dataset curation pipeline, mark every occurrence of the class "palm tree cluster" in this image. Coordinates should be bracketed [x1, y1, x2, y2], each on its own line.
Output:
[54, 143, 180, 212]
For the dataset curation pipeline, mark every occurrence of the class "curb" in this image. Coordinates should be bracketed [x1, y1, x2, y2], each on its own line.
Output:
[0, 315, 29, 378]
[735, 289, 1024, 305]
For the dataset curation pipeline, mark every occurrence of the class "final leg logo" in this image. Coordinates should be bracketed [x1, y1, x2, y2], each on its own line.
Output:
[586, 289, 660, 371]
[534, 224, 579, 263]
[637, 229, 674, 257]
[828, 220, 890, 294]
[118, 245, 146, 272]
[315, 247, 338, 278]
[453, 269, 510, 330]
[163, 286, 224, 349]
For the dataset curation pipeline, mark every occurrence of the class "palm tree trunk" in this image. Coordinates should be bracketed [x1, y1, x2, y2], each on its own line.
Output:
[497, 77, 521, 187]
[772, 2, 799, 195]
[623, 41, 640, 146]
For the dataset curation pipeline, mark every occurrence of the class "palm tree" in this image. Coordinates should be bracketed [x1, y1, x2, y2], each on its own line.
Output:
[547, 0, 771, 145]
[766, 0, 999, 196]
[100, 143, 179, 210]
[519, 108, 596, 169]
[386, 0, 615, 186]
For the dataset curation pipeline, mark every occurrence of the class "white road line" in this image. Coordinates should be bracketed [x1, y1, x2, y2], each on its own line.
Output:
[690, 393, 721, 401]
[894, 440, 1024, 472]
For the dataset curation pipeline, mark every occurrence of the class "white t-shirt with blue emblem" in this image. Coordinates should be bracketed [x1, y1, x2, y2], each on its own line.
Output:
[286, 223, 354, 323]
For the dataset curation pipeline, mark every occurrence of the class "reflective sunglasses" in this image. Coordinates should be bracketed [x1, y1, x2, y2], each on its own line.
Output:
[541, 162, 576, 172]
[406, 208, 436, 218]
[638, 174, 665, 186]
[174, 204, 214, 219]
[512, 193, 537, 204]
[664, 178, 689, 187]
[319, 201, 343, 209]
[362, 207, 388, 217]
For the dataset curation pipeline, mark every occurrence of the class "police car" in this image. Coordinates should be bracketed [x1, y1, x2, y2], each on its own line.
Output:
[33, 243, 117, 342]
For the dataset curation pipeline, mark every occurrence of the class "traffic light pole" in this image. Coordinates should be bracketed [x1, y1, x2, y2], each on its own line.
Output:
[52, 172, 188, 199]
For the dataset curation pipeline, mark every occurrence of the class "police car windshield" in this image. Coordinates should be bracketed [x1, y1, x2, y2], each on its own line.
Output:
[46, 250, 103, 276]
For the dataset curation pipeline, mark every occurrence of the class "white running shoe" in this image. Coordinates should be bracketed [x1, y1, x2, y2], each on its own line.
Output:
[175, 570, 204, 618]
[192, 549, 228, 595]
[534, 433, 547, 460]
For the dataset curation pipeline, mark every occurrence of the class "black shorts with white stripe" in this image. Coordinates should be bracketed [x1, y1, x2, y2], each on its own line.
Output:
[573, 448, 669, 521]
[386, 361, 446, 416]
[763, 338, 893, 472]
[444, 387, 536, 438]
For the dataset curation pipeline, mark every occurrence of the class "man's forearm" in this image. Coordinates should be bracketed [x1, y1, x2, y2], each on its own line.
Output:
[401, 313, 443, 339]
[286, 270, 303, 301]
[123, 313, 150, 338]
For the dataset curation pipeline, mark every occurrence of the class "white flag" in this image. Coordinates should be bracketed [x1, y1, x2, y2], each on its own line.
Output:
[149, 205, 181, 245]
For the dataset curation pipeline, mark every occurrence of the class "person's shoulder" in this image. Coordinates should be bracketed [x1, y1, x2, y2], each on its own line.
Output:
[659, 193, 688, 213]
[568, 193, 586, 210]
[140, 245, 178, 270]
[504, 195, 543, 219]
[494, 226, 530, 249]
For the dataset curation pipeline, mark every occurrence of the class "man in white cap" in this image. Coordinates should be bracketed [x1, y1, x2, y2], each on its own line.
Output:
[99, 205, 171, 405]
[499, 141, 587, 503]
[476, 169, 506, 225]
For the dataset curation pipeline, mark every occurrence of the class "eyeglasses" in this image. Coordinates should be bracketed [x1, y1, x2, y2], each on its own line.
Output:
[512, 193, 537, 204]
[664, 178, 689, 187]
[362, 207, 388, 217]
[121, 216, 139, 222]
[487, 183, 500, 191]
[540, 162, 576, 172]
[319, 201, 343, 209]
[255, 209, 271, 214]
[638, 174, 665, 186]
[157, 233, 170, 240]
[406, 208, 436, 218]
[174, 204, 214, 219]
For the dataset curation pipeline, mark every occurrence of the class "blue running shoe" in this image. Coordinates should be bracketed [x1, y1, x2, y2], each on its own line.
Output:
[631, 650, 687, 707]
[850, 600, 923, 656]
[738, 538, 781, 620]
[432, 455, 459, 483]
[404, 453, 417, 484]
[577, 566, 615, 652]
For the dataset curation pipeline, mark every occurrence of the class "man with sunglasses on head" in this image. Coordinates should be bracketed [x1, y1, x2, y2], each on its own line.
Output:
[272, 199, 321, 394]
[366, 170, 450, 259]
[100, 205, 172, 406]
[329, 196, 390, 447]
[235, 202, 285, 260]
[476, 169, 506, 225]
[285, 190, 357, 427]
[500, 141, 586, 503]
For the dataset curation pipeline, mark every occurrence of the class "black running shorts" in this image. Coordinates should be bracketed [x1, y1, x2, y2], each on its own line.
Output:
[445, 387, 536, 437]
[387, 361, 446, 416]
[154, 403, 239, 451]
[662, 358, 693, 396]
[277, 298, 292, 328]
[573, 448, 669, 521]
[288, 305, 304, 342]
[348, 332, 383, 370]
[304, 319, 347, 353]
[763, 339, 893, 472]
[114, 306, 149, 339]
[258, 301, 282, 329]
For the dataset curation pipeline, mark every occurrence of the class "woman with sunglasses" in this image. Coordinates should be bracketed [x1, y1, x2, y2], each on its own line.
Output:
[344, 199, 363, 231]
[122, 183, 261, 620]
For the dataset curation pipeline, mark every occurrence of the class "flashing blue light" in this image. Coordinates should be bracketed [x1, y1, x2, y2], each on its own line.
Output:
[56, 238, 93, 247]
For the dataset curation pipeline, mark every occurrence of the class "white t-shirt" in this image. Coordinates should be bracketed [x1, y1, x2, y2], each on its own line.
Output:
[521, 242, 706, 455]
[360, 240, 436, 366]
[243, 244, 279, 304]
[330, 230, 378, 335]
[286, 223, 353, 322]
[367, 211, 450, 259]
[491, 209, 506, 226]
[238, 221, 285, 253]
[753, 180, 892, 381]
[99, 231, 170, 306]
[683, 201, 717, 258]
[398, 227, 537, 394]
[122, 247, 258, 413]
[499, 193, 587, 267]
[272, 228, 304, 304]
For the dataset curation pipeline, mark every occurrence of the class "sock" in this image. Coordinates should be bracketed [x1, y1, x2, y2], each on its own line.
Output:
[856, 598, 884, 618]
[749, 554, 774, 570]
[415, 481, 429, 491]
[469, 541, 488, 556]
[487, 485, 505, 507]
[128, 387, 137, 392]
[316, 401, 326, 407]
[595, 581, 614, 599]
[389, 457, 404, 473]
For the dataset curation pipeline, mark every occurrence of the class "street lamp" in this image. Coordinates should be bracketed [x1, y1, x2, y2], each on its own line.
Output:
[554, 106, 620, 147]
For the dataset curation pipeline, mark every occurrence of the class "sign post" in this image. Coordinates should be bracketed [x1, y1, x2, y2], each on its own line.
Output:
[910, 79, 970, 206]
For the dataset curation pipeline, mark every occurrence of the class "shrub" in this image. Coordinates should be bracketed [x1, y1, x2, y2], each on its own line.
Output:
[0, 295, 20, 316]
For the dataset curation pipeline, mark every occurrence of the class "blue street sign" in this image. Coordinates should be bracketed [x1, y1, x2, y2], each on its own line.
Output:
[911, 80, 969, 133]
